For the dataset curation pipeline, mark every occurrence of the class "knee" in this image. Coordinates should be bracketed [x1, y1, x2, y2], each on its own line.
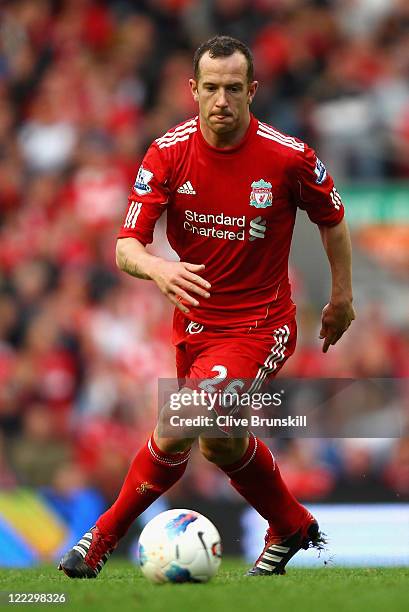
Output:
[199, 438, 229, 463]
[153, 429, 194, 454]
[199, 436, 247, 465]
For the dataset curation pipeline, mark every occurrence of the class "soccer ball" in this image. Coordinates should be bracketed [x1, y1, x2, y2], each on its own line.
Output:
[137, 509, 222, 584]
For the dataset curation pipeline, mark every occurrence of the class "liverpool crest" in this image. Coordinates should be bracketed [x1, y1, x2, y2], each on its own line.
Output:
[250, 179, 273, 208]
[136, 482, 154, 494]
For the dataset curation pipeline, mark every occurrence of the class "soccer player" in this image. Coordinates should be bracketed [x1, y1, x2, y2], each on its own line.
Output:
[59, 36, 355, 578]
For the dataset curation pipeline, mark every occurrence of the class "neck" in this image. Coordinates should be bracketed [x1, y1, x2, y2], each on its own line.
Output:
[200, 112, 251, 148]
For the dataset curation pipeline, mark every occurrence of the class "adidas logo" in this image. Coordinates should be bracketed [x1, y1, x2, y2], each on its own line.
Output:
[177, 181, 196, 195]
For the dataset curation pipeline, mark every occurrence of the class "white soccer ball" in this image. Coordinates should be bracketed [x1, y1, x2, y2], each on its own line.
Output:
[137, 509, 222, 584]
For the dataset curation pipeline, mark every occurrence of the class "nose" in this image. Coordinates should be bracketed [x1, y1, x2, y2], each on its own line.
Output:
[215, 88, 228, 108]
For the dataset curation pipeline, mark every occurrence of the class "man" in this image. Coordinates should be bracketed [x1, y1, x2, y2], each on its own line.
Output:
[59, 35, 355, 578]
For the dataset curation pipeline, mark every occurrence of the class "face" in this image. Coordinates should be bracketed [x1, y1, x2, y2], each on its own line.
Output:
[189, 51, 258, 138]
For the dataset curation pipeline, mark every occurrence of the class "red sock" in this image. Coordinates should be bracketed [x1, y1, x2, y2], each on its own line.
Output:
[97, 435, 190, 539]
[219, 435, 308, 539]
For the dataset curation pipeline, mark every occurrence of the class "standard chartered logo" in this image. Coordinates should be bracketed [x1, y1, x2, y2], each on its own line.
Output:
[249, 216, 267, 241]
[184, 210, 245, 240]
[183, 210, 267, 242]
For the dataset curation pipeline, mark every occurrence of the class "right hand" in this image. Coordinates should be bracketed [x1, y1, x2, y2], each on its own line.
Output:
[319, 300, 356, 353]
[150, 261, 211, 313]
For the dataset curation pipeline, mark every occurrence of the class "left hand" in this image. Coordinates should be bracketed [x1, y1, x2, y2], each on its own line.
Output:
[319, 301, 356, 353]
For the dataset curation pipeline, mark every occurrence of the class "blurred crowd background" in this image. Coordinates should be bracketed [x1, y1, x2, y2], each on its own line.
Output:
[0, 0, 408, 535]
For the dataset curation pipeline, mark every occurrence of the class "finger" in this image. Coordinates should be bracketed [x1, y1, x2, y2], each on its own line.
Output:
[169, 294, 190, 314]
[177, 278, 210, 298]
[171, 287, 199, 307]
[330, 328, 347, 345]
[182, 270, 211, 290]
[183, 262, 206, 272]
[322, 329, 342, 352]
[322, 336, 332, 353]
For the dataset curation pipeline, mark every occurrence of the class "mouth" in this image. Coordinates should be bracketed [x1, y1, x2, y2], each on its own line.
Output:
[212, 114, 232, 121]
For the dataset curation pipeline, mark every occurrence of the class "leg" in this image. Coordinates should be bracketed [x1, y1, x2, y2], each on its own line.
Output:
[96, 431, 193, 539]
[59, 388, 199, 578]
[195, 321, 309, 539]
[97, 386, 199, 538]
[200, 433, 322, 575]
[199, 433, 308, 538]
[187, 318, 322, 575]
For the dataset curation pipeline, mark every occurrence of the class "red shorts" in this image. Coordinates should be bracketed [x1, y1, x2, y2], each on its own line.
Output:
[173, 312, 297, 393]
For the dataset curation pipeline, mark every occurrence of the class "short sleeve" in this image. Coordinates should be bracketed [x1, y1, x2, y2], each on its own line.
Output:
[288, 144, 344, 227]
[117, 143, 169, 245]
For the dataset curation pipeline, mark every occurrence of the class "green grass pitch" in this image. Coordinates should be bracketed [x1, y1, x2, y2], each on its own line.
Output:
[0, 560, 408, 612]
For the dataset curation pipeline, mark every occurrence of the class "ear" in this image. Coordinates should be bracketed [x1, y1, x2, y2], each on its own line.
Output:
[248, 81, 259, 105]
[189, 78, 199, 102]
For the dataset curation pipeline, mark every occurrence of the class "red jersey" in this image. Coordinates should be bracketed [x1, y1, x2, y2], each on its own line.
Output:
[118, 114, 344, 330]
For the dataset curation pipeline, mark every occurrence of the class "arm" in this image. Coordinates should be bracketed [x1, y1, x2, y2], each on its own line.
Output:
[117, 141, 211, 314]
[318, 218, 356, 353]
[116, 237, 211, 314]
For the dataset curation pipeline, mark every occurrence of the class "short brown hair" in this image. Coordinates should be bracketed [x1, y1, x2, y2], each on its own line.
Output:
[193, 35, 254, 83]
